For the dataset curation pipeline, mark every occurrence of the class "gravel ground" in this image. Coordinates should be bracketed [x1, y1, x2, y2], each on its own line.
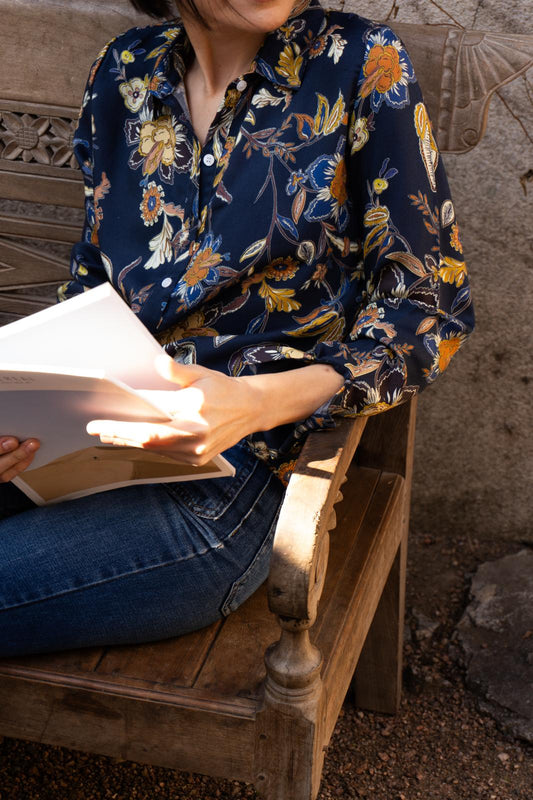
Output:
[1, 528, 532, 800]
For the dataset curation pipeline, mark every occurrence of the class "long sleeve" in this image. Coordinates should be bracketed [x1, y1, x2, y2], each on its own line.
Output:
[58, 50, 113, 302]
[304, 27, 474, 425]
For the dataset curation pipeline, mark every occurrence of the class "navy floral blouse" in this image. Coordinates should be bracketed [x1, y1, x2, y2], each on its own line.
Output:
[61, 0, 474, 483]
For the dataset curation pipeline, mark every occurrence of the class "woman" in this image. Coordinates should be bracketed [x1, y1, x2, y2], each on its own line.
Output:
[0, 0, 473, 657]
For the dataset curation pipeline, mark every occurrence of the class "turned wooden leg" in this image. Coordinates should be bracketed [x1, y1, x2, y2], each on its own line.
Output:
[351, 532, 408, 714]
[254, 621, 325, 800]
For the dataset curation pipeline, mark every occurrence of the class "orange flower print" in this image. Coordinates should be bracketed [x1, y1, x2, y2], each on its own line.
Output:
[450, 222, 463, 253]
[437, 336, 463, 373]
[183, 247, 222, 287]
[423, 333, 467, 381]
[265, 256, 300, 281]
[140, 182, 164, 226]
[305, 152, 349, 230]
[276, 459, 297, 487]
[173, 234, 232, 306]
[359, 30, 415, 111]
[363, 45, 402, 94]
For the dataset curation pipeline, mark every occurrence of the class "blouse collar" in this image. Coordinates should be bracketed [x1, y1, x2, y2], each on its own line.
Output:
[146, 1, 327, 101]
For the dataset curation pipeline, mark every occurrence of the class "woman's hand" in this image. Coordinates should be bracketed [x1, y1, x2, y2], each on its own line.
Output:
[87, 355, 345, 465]
[0, 437, 40, 482]
[87, 356, 260, 466]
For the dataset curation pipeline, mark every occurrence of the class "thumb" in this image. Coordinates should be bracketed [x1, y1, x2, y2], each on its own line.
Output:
[155, 353, 208, 387]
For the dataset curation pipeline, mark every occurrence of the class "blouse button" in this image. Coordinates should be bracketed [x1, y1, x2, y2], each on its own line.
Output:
[202, 153, 215, 167]
[236, 79, 247, 92]
[161, 277, 172, 288]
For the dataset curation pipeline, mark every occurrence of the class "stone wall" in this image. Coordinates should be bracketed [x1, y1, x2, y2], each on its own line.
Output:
[333, 1, 533, 541]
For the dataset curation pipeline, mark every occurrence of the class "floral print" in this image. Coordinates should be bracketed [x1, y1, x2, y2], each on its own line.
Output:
[62, 2, 474, 476]
[359, 29, 416, 111]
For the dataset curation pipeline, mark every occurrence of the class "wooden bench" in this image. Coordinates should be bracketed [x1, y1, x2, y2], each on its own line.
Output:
[1, 2, 532, 797]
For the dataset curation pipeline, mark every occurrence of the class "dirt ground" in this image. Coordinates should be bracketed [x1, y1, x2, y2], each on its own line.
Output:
[1, 527, 532, 800]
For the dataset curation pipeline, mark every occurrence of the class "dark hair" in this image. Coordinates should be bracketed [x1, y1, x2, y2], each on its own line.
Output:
[128, 1, 207, 23]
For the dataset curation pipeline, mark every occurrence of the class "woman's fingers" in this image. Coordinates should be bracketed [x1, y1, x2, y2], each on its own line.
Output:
[0, 438, 40, 482]
[86, 419, 203, 455]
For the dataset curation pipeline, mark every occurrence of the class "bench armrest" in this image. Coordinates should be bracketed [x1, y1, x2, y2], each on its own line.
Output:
[267, 417, 367, 624]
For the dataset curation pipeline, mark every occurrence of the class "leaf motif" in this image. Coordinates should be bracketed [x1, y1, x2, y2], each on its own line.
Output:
[292, 188, 306, 224]
[278, 214, 299, 240]
[259, 283, 301, 313]
[438, 256, 467, 287]
[314, 94, 329, 135]
[451, 285, 471, 314]
[363, 225, 388, 259]
[246, 310, 269, 335]
[416, 316, 437, 335]
[387, 251, 427, 277]
[275, 45, 303, 87]
[239, 238, 267, 262]
[294, 113, 315, 141]
[323, 91, 345, 136]
[297, 240, 316, 264]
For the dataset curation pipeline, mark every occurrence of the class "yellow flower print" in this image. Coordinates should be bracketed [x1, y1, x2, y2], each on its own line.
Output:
[140, 182, 165, 226]
[373, 178, 388, 195]
[119, 76, 149, 113]
[450, 222, 463, 253]
[121, 49, 135, 64]
[276, 44, 303, 87]
[438, 255, 468, 287]
[350, 115, 369, 153]
[258, 282, 301, 313]
[139, 116, 176, 175]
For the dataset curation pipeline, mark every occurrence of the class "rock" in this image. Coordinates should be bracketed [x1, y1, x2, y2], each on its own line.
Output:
[412, 609, 440, 642]
[456, 549, 533, 743]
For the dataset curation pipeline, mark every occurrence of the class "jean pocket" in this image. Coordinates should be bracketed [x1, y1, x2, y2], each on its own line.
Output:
[163, 442, 260, 519]
[220, 502, 281, 617]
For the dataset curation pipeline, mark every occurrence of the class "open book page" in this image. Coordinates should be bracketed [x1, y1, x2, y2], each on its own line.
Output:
[1, 365, 172, 470]
[1, 365, 234, 506]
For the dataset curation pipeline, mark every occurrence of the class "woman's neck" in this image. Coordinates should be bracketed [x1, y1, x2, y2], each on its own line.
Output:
[182, 18, 265, 97]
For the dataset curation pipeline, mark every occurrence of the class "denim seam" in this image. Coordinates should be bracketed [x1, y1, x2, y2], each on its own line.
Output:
[0, 472, 276, 614]
[163, 455, 260, 519]
[220, 487, 281, 616]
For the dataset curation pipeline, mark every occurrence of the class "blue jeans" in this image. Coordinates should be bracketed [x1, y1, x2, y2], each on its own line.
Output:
[0, 442, 285, 658]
